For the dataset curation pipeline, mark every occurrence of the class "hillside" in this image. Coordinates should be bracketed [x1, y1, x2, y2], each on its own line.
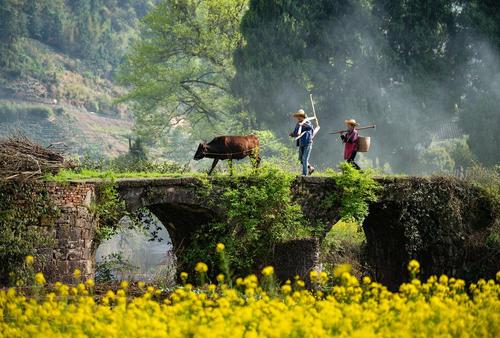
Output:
[0, 0, 157, 157]
[0, 39, 132, 156]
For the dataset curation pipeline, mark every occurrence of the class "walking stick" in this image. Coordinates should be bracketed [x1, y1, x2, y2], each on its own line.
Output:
[309, 94, 320, 138]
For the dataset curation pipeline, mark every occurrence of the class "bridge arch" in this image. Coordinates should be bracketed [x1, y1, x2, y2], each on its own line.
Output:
[116, 178, 220, 254]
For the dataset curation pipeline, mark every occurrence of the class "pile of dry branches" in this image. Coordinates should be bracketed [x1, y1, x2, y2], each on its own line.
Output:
[0, 136, 74, 180]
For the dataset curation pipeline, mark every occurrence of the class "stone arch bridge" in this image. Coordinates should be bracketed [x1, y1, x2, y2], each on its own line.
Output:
[44, 176, 497, 288]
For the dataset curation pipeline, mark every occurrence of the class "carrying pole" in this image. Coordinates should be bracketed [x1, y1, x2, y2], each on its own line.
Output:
[329, 125, 376, 134]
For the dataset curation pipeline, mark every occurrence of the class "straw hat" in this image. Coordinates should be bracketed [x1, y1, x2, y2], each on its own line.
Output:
[293, 109, 306, 118]
[344, 119, 358, 126]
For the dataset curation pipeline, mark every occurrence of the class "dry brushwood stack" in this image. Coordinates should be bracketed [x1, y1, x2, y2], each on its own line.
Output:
[0, 136, 74, 180]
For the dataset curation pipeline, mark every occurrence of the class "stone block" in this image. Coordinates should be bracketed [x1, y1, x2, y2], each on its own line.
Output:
[67, 249, 81, 261]
[57, 225, 71, 239]
[68, 228, 82, 240]
[83, 190, 93, 207]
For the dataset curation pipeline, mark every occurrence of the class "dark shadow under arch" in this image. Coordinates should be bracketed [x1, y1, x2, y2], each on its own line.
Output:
[147, 202, 217, 255]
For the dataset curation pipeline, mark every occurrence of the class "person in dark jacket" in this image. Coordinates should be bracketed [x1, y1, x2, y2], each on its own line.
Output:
[290, 109, 315, 176]
[341, 119, 360, 170]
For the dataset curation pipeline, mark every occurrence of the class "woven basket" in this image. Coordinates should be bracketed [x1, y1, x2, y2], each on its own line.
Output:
[358, 136, 371, 152]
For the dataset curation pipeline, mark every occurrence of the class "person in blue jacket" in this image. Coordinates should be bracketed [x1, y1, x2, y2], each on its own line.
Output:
[290, 109, 315, 176]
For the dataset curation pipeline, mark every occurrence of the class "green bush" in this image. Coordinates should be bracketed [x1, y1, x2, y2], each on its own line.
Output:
[322, 162, 381, 223]
[323, 219, 366, 253]
[465, 164, 500, 246]
[321, 219, 367, 279]
[92, 178, 128, 244]
[75, 148, 184, 176]
[183, 165, 311, 277]
[0, 182, 59, 285]
[415, 137, 476, 175]
[0, 103, 53, 122]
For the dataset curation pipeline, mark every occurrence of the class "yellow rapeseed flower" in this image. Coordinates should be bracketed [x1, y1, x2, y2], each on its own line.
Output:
[25, 255, 34, 265]
[180, 272, 188, 281]
[1, 261, 499, 337]
[216, 274, 225, 283]
[333, 264, 352, 278]
[34, 272, 45, 285]
[73, 268, 81, 279]
[85, 279, 94, 288]
[261, 266, 274, 277]
[195, 262, 208, 273]
[281, 284, 292, 294]
[216, 243, 225, 253]
[408, 260, 420, 274]
[310, 270, 319, 282]
[105, 290, 115, 299]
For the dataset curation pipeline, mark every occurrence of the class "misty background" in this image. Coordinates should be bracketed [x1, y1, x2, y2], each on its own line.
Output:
[0, 0, 498, 174]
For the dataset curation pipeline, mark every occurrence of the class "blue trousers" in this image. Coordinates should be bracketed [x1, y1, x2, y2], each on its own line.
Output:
[298, 144, 312, 176]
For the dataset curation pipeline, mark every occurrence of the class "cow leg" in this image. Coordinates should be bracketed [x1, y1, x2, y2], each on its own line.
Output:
[228, 159, 234, 176]
[250, 151, 261, 169]
[255, 155, 262, 168]
[208, 159, 219, 175]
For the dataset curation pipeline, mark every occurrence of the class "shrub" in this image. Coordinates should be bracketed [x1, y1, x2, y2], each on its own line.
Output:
[183, 165, 311, 277]
[0, 103, 53, 122]
[0, 181, 59, 285]
[321, 219, 367, 279]
[465, 164, 500, 247]
[322, 162, 381, 223]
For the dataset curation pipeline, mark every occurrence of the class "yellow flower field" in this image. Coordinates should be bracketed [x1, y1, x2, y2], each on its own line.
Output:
[1, 262, 499, 338]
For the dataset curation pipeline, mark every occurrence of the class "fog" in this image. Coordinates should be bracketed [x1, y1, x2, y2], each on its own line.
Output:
[96, 215, 175, 283]
[233, 1, 500, 174]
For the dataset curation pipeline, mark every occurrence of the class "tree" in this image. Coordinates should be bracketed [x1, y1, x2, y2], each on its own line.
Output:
[370, 0, 463, 172]
[457, 1, 500, 166]
[118, 0, 248, 141]
[234, 0, 381, 167]
[234, 0, 468, 172]
[0, 0, 27, 67]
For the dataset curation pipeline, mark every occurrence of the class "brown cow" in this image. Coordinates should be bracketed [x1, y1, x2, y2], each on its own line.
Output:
[193, 135, 261, 175]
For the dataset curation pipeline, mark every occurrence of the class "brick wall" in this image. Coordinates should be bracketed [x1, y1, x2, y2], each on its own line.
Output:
[43, 183, 98, 282]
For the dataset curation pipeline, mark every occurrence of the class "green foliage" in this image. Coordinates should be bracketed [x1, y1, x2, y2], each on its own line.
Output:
[92, 178, 128, 243]
[46, 168, 187, 181]
[118, 0, 249, 141]
[322, 163, 381, 223]
[252, 130, 297, 171]
[465, 164, 500, 212]
[52, 149, 186, 179]
[0, 102, 53, 122]
[414, 137, 476, 175]
[319, 163, 378, 277]
[183, 164, 310, 276]
[418, 144, 456, 174]
[323, 219, 365, 253]
[458, 1, 500, 167]
[0, 181, 59, 285]
[0, 0, 155, 73]
[321, 219, 367, 278]
[234, 0, 499, 172]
